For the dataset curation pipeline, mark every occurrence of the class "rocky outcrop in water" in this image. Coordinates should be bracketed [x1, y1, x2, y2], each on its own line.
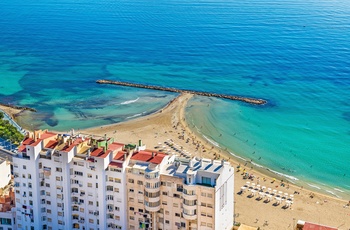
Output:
[96, 79, 267, 105]
[0, 103, 37, 112]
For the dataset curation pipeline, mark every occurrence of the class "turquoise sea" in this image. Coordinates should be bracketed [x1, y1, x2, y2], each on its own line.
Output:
[1, 0, 350, 198]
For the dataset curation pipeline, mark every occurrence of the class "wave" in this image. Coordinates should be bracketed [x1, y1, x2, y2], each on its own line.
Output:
[126, 112, 145, 119]
[333, 188, 344, 193]
[228, 151, 247, 162]
[202, 134, 220, 147]
[326, 190, 341, 198]
[307, 183, 321, 190]
[120, 97, 139, 105]
[268, 169, 299, 181]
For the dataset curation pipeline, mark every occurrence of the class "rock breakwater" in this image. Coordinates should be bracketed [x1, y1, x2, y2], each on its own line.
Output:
[0, 103, 37, 112]
[96, 79, 267, 105]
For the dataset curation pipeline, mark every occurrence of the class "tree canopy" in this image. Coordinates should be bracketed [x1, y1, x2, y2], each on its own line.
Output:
[0, 112, 24, 145]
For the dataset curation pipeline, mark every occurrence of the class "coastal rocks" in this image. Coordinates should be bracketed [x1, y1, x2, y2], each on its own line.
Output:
[0, 103, 37, 112]
[96, 79, 267, 105]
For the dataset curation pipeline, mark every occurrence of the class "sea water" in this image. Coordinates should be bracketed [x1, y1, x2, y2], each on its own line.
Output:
[0, 0, 350, 197]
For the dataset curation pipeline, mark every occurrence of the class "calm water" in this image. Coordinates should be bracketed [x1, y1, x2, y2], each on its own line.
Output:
[1, 0, 350, 197]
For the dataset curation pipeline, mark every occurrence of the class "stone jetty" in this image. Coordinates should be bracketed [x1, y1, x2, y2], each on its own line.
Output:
[96, 79, 267, 105]
[0, 103, 36, 112]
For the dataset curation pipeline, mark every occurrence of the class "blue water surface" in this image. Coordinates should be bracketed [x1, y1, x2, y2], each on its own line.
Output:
[0, 0, 350, 196]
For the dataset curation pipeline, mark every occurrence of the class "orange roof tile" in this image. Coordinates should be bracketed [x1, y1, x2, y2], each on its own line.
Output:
[45, 140, 58, 149]
[61, 137, 85, 152]
[40, 131, 57, 140]
[99, 149, 112, 159]
[131, 150, 167, 164]
[108, 142, 124, 151]
[114, 151, 127, 161]
[90, 148, 104, 157]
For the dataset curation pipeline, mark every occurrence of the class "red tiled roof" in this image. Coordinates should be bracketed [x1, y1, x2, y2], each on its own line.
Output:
[109, 162, 123, 168]
[99, 149, 112, 159]
[90, 148, 104, 157]
[131, 150, 167, 164]
[45, 140, 58, 149]
[114, 151, 127, 161]
[22, 137, 35, 145]
[303, 223, 337, 230]
[108, 142, 124, 151]
[40, 131, 56, 140]
[18, 145, 27, 153]
[61, 137, 85, 152]
[30, 139, 41, 147]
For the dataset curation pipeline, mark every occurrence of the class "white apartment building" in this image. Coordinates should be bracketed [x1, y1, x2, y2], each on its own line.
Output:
[13, 130, 130, 230]
[13, 130, 234, 230]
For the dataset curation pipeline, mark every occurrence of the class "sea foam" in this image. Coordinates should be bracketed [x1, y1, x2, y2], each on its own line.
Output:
[121, 97, 139, 105]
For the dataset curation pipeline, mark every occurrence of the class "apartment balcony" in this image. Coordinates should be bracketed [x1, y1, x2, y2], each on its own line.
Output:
[182, 202, 197, 212]
[182, 212, 197, 220]
[145, 202, 160, 212]
[144, 196, 160, 203]
[145, 186, 160, 193]
[182, 192, 196, 201]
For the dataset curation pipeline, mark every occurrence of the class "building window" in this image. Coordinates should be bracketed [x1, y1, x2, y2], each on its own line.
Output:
[23, 165, 26, 169]
[165, 220, 170, 224]
[137, 180, 143, 185]
[202, 177, 211, 185]
[207, 193, 213, 198]
[56, 167, 62, 172]
[175, 213, 180, 217]
[87, 174, 92, 178]
[128, 179, 134, 183]
[129, 189, 134, 193]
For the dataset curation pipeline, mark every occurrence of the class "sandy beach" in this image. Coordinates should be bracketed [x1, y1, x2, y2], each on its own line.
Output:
[4, 94, 350, 229]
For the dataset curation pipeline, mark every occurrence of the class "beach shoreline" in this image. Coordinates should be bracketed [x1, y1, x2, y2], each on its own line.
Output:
[3, 94, 350, 228]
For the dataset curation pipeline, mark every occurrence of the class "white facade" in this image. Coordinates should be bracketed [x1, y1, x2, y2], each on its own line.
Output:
[13, 130, 129, 230]
[13, 130, 234, 230]
[0, 209, 16, 230]
[0, 159, 11, 189]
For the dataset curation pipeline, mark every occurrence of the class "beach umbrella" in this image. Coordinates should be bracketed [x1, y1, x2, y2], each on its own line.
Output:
[262, 186, 266, 190]
[273, 189, 277, 193]
[252, 183, 256, 187]
[267, 188, 272, 192]
[246, 181, 251, 185]
[278, 191, 283, 195]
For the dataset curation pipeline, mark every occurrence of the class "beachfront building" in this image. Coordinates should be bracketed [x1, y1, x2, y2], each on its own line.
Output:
[126, 154, 234, 230]
[13, 130, 129, 230]
[13, 130, 234, 230]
